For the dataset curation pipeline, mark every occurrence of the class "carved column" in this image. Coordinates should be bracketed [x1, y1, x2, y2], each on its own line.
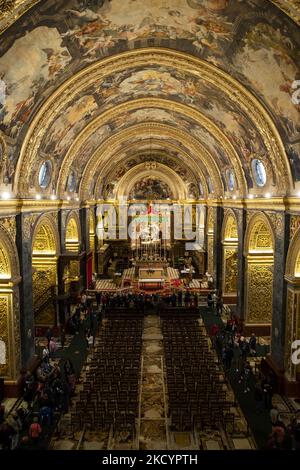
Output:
[206, 206, 214, 276]
[283, 279, 300, 385]
[213, 205, 223, 291]
[16, 213, 36, 368]
[236, 208, 246, 319]
[269, 211, 289, 371]
[80, 207, 89, 288]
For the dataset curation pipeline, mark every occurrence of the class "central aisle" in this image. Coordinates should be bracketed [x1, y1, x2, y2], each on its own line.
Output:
[138, 315, 168, 450]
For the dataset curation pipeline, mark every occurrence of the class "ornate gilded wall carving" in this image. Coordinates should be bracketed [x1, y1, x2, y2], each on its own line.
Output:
[32, 223, 56, 254]
[23, 213, 39, 240]
[247, 263, 273, 323]
[12, 288, 21, 377]
[224, 215, 238, 240]
[32, 265, 56, 325]
[290, 215, 300, 240]
[0, 216, 16, 241]
[224, 248, 238, 294]
[69, 260, 79, 280]
[207, 235, 214, 275]
[249, 221, 273, 251]
[266, 211, 284, 238]
[0, 244, 10, 277]
[0, 296, 9, 377]
[284, 289, 295, 378]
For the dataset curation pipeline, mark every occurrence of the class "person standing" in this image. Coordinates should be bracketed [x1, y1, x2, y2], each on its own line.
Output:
[29, 417, 42, 444]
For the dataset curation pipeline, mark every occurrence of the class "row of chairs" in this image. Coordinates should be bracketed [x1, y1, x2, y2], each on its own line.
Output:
[162, 315, 234, 432]
[71, 314, 143, 436]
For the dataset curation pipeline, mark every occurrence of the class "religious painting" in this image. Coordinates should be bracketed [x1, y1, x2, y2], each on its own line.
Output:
[0, 0, 299, 180]
[129, 177, 172, 200]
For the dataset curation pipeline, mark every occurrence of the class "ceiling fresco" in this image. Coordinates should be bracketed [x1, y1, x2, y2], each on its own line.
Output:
[0, 0, 299, 195]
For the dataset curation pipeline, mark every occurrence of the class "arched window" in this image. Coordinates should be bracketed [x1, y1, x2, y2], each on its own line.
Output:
[67, 170, 77, 192]
[38, 160, 52, 189]
[226, 169, 235, 191]
[251, 159, 267, 187]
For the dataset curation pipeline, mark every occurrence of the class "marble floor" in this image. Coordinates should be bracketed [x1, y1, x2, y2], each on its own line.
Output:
[138, 315, 168, 450]
[50, 314, 256, 450]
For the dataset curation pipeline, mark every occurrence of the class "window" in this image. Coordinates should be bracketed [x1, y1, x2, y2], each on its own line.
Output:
[38, 160, 52, 189]
[226, 169, 235, 191]
[67, 170, 77, 192]
[251, 159, 267, 187]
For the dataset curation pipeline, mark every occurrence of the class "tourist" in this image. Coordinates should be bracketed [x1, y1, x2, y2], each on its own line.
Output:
[29, 417, 42, 444]
[249, 333, 257, 356]
[49, 337, 58, 358]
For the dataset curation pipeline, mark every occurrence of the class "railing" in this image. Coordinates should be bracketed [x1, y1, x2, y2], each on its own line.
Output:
[34, 285, 58, 317]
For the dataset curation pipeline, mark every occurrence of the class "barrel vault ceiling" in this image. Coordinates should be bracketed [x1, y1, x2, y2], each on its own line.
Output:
[0, 0, 299, 200]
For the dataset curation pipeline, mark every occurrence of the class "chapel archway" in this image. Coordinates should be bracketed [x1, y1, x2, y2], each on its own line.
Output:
[222, 211, 238, 301]
[0, 226, 21, 383]
[284, 228, 300, 382]
[244, 214, 274, 335]
[62, 213, 82, 293]
[31, 216, 59, 329]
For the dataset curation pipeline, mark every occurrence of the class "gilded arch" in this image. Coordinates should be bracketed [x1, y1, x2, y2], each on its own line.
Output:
[79, 123, 224, 201]
[116, 164, 187, 201]
[32, 214, 60, 255]
[57, 97, 246, 198]
[94, 141, 209, 201]
[65, 211, 81, 253]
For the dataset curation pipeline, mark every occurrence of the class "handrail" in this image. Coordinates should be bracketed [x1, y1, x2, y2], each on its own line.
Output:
[34, 285, 58, 314]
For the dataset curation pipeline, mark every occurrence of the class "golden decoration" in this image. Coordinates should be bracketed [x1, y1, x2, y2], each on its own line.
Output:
[0, 1, 40, 34]
[270, 0, 300, 26]
[32, 223, 56, 254]
[224, 248, 238, 294]
[0, 296, 9, 377]
[23, 213, 38, 240]
[0, 244, 10, 277]
[290, 215, 300, 240]
[0, 216, 16, 240]
[65, 214, 80, 253]
[207, 235, 214, 275]
[247, 263, 273, 323]
[285, 224, 300, 277]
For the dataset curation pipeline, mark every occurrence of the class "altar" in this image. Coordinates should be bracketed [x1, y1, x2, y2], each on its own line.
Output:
[138, 267, 165, 290]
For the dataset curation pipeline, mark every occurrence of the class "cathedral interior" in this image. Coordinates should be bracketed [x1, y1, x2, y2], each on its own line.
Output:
[0, 0, 300, 452]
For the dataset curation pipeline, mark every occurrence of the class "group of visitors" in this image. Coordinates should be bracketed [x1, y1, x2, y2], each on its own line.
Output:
[0, 356, 74, 450]
[93, 290, 201, 314]
[267, 406, 300, 449]
[207, 290, 224, 316]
